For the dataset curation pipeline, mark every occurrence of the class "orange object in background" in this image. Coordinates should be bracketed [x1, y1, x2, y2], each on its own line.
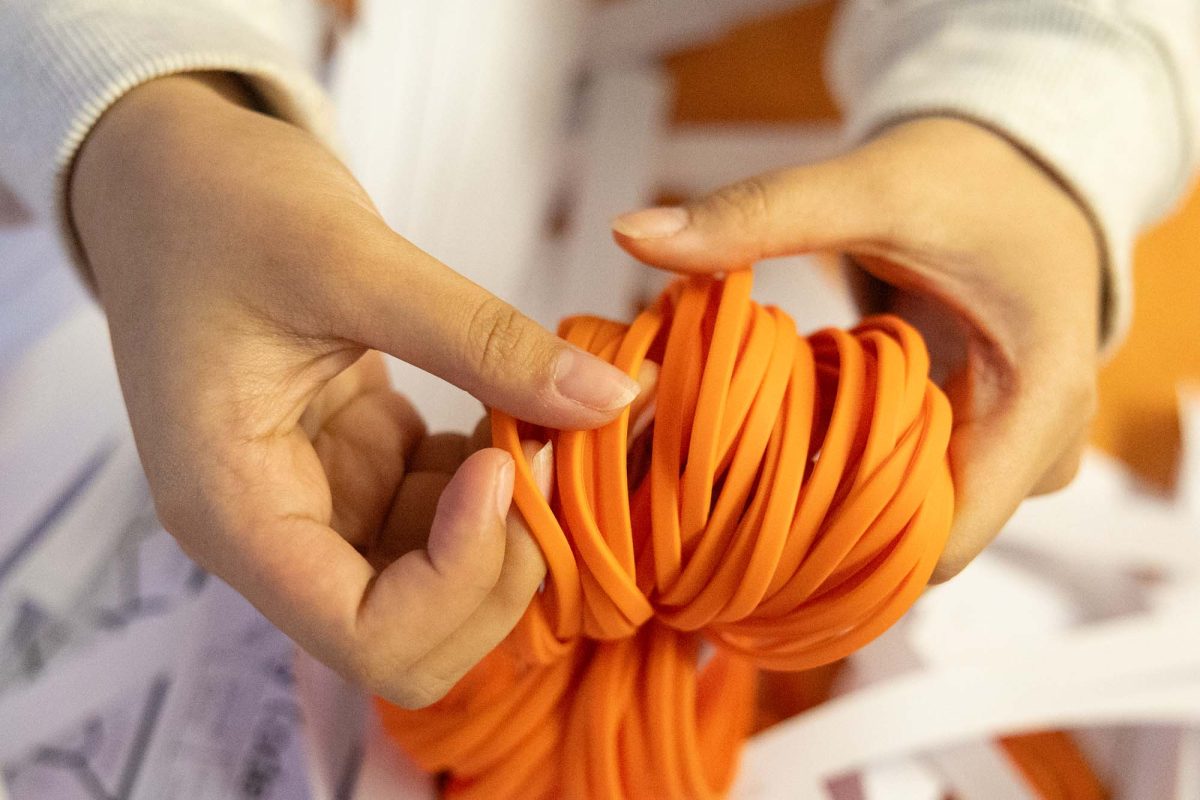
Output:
[665, 1, 841, 124]
[1000, 731, 1108, 800]
[380, 272, 956, 798]
[1093, 186, 1200, 490]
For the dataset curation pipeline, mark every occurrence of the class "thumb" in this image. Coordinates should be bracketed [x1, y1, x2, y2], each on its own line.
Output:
[611, 162, 874, 272]
[330, 232, 640, 431]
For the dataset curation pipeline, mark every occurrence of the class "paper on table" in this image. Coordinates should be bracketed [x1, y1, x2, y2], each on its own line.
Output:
[2, 576, 319, 800]
[737, 608, 1200, 796]
[128, 579, 314, 800]
[0, 584, 201, 765]
[0, 305, 127, 571]
[735, 408, 1200, 799]
[0, 306, 321, 799]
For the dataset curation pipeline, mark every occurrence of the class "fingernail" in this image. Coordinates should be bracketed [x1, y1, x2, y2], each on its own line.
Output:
[629, 396, 657, 443]
[494, 455, 515, 519]
[612, 207, 689, 240]
[553, 348, 640, 413]
[531, 441, 554, 499]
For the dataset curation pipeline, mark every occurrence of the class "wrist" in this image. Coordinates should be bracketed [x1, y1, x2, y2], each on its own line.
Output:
[870, 116, 1101, 331]
[68, 72, 262, 294]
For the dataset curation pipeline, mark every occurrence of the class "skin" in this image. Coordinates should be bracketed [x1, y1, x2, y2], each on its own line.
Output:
[70, 73, 1098, 704]
[612, 116, 1102, 582]
[69, 73, 641, 709]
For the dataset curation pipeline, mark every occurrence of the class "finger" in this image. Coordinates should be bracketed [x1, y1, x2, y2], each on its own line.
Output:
[371, 471, 453, 570]
[610, 161, 873, 273]
[408, 431, 472, 474]
[370, 429, 500, 573]
[355, 447, 517, 705]
[312, 387, 425, 549]
[329, 230, 639, 430]
[404, 440, 553, 703]
[460, 361, 657, 452]
[208, 446, 516, 708]
[931, 350, 1095, 583]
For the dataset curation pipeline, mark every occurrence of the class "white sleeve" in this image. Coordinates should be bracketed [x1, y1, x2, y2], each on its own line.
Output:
[0, 0, 336, 255]
[827, 0, 1200, 348]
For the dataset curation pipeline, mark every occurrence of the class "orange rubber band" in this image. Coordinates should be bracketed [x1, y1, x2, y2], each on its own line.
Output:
[380, 271, 960, 797]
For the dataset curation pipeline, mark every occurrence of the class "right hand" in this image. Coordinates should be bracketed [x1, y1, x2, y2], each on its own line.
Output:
[69, 72, 638, 707]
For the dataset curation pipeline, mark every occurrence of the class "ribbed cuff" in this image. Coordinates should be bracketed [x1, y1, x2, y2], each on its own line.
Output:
[0, 0, 335, 279]
[829, 0, 1194, 351]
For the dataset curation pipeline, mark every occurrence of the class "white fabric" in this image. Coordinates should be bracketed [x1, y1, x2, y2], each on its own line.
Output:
[828, 0, 1200, 347]
[0, 0, 333, 226]
[0, 0, 335, 361]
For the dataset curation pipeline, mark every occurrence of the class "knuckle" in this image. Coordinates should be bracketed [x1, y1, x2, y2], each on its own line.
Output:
[865, 162, 911, 218]
[709, 177, 773, 238]
[929, 531, 984, 585]
[464, 296, 535, 379]
[1046, 374, 1096, 454]
[266, 213, 390, 335]
[1034, 427, 1088, 496]
[874, 199, 918, 247]
[851, 159, 928, 245]
[348, 648, 407, 701]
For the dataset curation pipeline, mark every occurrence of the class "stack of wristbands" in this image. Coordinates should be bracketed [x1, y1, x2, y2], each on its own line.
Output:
[375, 272, 1074, 798]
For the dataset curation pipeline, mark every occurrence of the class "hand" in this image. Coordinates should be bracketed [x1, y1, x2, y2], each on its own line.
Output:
[69, 73, 637, 706]
[612, 117, 1101, 581]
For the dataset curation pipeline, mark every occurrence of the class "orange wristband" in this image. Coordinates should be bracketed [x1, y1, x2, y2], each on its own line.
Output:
[380, 271, 955, 798]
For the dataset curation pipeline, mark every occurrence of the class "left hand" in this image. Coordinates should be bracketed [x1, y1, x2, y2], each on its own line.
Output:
[611, 117, 1102, 581]
[68, 73, 638, 707]
[293, 350, 554, 707]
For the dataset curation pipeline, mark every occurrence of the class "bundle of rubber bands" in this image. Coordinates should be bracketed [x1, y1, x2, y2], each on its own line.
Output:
[378, 271, 956, 798]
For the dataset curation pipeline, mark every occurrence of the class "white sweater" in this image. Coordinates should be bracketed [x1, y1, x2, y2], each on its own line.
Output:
[0, 0, 1198, 349]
